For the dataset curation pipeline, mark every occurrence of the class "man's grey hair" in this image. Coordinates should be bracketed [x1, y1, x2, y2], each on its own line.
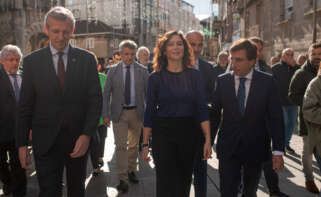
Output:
[44, 6, 75, 30]
[119, 40, 137, 51]
[0, 44, 22, 62]
[218, 51, 228, 58]
[136, 46, 150, 59]
[185, 30, 204, 39]
[282, 48, 293, 55]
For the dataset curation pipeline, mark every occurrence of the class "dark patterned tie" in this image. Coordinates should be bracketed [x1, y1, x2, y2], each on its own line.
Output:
[11, 74, 20, 102]
[124, 66, 131, 105]
[237, 77, 247, 115]
[58, 52, 65, 89]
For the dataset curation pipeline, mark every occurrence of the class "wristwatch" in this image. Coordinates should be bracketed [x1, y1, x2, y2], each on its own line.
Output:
[142, 143, 149, 148]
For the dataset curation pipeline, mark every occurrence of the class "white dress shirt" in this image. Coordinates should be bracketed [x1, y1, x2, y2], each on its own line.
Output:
[50, 43, 69, 74]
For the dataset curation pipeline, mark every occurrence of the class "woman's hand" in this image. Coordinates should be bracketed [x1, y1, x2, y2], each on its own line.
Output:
[142, 147, 151, 163]
[203, 142, 212, 160]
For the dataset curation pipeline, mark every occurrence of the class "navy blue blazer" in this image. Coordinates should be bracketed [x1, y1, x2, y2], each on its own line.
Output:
[198, 58, 214, 104]
[212, 69, 284, 165]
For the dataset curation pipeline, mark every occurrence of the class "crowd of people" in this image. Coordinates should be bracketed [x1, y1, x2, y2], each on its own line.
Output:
[0, 6, 321, 197]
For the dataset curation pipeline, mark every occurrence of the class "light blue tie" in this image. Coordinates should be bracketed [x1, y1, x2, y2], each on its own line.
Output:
[11, 74, 20, 102]
[237, 77, 247, 115]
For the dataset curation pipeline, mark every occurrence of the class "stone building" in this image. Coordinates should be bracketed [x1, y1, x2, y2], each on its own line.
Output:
[216, 0, 321, 62]
[66, 0, 201, 50]
[0, 0, 65, 54]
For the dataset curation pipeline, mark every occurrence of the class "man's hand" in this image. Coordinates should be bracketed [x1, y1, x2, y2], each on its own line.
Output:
[203, 142, 212, 160]
[70, 134, 91, 158]
[103, 118, 111, 127]
[141, 147, 151, 163]
[18, 146, 31, 170]
[272, 155, 284, 173]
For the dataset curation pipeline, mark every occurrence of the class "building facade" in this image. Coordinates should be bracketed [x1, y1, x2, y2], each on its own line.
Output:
[216, 0, 321, 62]
[66, 0, 201, 51]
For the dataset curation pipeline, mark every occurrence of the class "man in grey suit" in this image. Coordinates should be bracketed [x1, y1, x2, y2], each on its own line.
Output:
[102, 40, 149, 193]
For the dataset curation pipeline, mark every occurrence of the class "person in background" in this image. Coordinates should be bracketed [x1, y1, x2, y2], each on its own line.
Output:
[272, 48, 300, 154]
[112, 51, 121, 64]
[89, 56, 108, 177]
[289, 42, 321, 194]
[102, 40, 149, 193]
[297, 54, 307, 66]
[213, 51, 228, 83]
[249, 37, 272, 74]
[136, 46, 153, 73]
[270, 56, 280, 67]
[142, 30, 212, 197]
[185, 30, 214, 197]
[302, 62, 321, 196]
[0, 44, 27, 197]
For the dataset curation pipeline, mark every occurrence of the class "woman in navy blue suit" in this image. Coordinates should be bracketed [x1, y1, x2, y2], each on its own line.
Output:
[141, 30, 212, 197]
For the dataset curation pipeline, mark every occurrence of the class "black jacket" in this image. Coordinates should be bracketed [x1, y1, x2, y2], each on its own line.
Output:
[212, 64, 227, 84]
[17, 45, 102, 156]
[198, 58, 214, 104]
[0, 65, 19, 143]
[272, 61, 300, 106]
[257, 59, 272, 74]
[288, 61, 318, 136]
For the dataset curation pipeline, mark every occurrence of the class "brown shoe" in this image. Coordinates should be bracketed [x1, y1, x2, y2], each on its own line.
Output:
[305, 180, 320, 194]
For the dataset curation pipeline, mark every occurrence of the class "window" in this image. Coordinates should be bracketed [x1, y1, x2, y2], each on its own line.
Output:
[285, 0, 293, 20]
[86, 38, 95, 49]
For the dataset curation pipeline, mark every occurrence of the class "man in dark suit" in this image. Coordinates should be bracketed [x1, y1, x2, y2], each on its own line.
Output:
[212, 39, 285, 197]
[0, 45, 27, 197]
[185, 30, 214, 197]
[16, 7, 102, 197]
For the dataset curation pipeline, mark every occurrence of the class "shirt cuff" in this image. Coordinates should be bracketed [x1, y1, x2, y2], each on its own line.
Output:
[272, 151, 284, 156]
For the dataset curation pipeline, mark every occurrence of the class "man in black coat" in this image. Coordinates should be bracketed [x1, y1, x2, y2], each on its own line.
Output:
[272, 48, 300, 154]
[213, 51, 228, 83]
[0, 45, 27, 197]
[17, 7, 102, 197]
[186, 30, 214, 197]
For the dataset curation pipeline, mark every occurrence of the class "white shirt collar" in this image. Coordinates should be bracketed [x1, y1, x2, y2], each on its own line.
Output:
[234, 68, 254, 80]
[49, 43, 70, 56]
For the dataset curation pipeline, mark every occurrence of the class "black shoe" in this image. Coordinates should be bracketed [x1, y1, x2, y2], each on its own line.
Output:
[3, 184, 11, 195]
[128, 171, 139, 184]
[270, 191, 290, 197]
[285, 145, 295, 154]
[116, 180, 129, 193]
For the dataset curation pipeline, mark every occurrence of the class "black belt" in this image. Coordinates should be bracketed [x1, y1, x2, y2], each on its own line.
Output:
[123, 106, 136, 110]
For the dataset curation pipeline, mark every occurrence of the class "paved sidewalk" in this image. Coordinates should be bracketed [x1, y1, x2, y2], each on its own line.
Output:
[0, 128, 320, 197]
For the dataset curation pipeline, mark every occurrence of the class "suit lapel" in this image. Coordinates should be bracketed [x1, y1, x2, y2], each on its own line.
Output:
[117, 62, 124, 93]
[43, 46, 62, 94]
[0, 66, 15, 99]
[133, 62, 139, 102]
